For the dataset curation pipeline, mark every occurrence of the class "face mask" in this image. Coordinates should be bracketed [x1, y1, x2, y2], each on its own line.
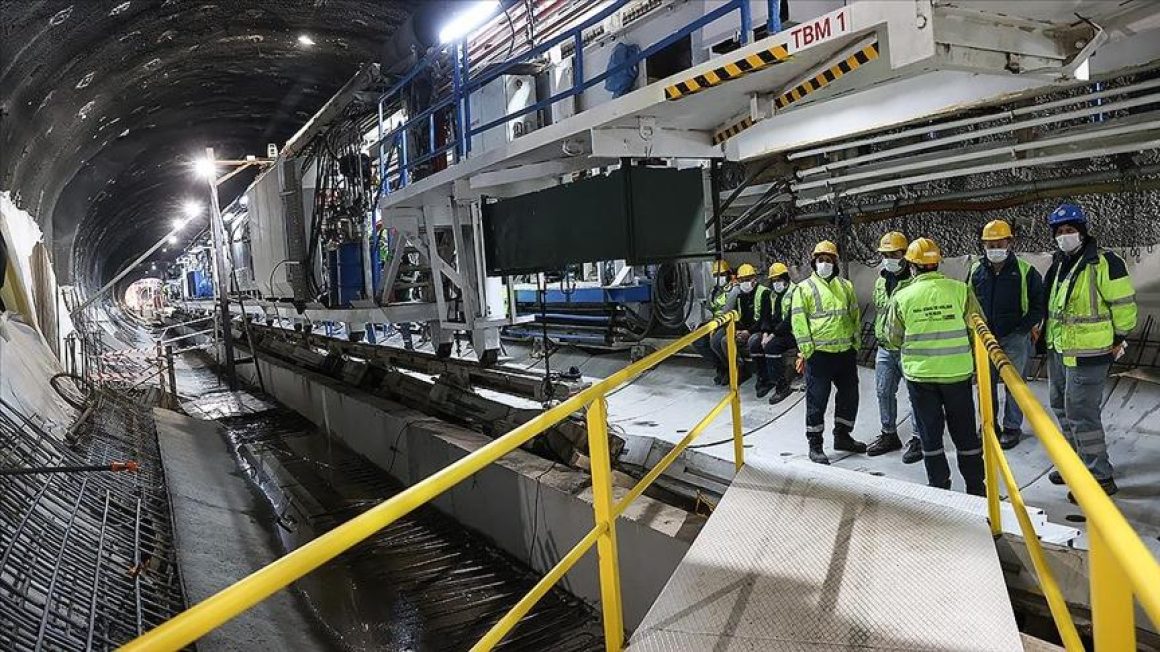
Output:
[816, 262, 835, 278]
[881, 258, 903, 274]
[739, 280, 755, 293]
[773, 281, 788, 293]
[985, 248, 1008, 263]
[1056, 232, 1083, 253]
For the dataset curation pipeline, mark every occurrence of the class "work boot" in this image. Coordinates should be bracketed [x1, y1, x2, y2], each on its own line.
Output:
[737, 366, 752, 385]
[808, 442, 830, 465]
[833, 430, 867, 454]
[1048, 469, 1065, 485]
[902, 436, 923, 464]
[1068, 478, 1118, 504]
[754, 379, 774, 399]
[998, 427, 1021, 450]
[866, 431, 903, 457]
[768, 382, 793, 405]
[713, 370, 726, 386]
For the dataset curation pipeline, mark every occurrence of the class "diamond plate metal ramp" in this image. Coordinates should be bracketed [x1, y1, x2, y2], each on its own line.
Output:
[628, 458, 1022, 651]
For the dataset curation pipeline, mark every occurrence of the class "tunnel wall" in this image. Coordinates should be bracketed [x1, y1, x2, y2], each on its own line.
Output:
[229, 347, 699, 631]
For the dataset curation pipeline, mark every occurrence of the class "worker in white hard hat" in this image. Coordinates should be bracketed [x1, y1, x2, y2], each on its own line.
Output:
[790, 241, 867, 465]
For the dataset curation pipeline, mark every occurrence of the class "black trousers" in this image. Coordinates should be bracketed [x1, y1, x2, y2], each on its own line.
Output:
[804, 349, 858, 443]
[749, 334, 796, 387]
[905, 379, 984, 494]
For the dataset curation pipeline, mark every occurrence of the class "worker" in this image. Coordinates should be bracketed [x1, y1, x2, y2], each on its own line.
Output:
[968, 219, 1045, 450]
[866, 232, 924, 463]
[751, 262, 796, 403]
[790, 241, 866, 464]
[713, 263, 765, 387]
[694, 259, 735, 384]
[1043, 203, 1136, 497]
[886, 238, 984, 495]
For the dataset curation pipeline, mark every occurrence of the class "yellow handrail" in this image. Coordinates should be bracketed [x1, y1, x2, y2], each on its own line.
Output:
[970, 314, 1160, 650]
[122, 312, 744, 652]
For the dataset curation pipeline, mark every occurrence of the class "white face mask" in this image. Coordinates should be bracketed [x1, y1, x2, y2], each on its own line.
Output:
[773, 281, 788, 293]
[739, 280, 756, 293]
[985, 248, 1008, 263]
[1056, 232, 1083, 254]
[816, 261, 835, 278]
[881, 258, 903, 274]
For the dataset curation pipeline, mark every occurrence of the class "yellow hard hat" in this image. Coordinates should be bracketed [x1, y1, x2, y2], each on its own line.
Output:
[768, 262, 789, 279]
[711, 259, 731, 276]
[812, 240, 839, 258]
[736, 263, 758, 278]
[905, 237, 943, 265]
[981, 220, 1013, 241]
[877, 231, 908, 253]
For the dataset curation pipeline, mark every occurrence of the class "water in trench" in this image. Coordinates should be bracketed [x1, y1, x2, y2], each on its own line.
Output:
[176, 355, 603, 651]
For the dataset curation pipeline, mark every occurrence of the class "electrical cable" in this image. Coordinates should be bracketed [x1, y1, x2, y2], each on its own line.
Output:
[651, 262, 693, 331]
[687, 390, 807, 449]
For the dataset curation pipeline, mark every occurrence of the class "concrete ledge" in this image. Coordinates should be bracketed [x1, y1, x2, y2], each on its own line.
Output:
[233, 348, 702, 629]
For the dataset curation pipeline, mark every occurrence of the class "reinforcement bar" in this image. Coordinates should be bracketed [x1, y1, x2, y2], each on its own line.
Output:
[121, 313, 742, 651]
[970, 314, 1160, 650]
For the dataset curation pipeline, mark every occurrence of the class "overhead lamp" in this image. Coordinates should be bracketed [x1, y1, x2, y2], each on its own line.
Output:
[193, 157, 216, 179]
[438, 0, 500, 44]
[297, 34, 315, 47]
[182, 200, 202, 218]
[167, 235, 178, 245]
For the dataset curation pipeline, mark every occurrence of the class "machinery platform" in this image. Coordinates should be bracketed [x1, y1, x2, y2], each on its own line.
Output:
[627, 458, 1022, 651]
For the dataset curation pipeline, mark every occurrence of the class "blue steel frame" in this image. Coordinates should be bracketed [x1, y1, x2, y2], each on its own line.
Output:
[374, 0, 752, 195]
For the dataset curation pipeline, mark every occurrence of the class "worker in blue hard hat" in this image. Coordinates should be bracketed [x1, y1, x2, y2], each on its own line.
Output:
[1042, 202, 1137, 499]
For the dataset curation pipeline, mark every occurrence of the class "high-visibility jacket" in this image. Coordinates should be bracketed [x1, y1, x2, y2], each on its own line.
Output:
[709, 284, 731, 318]
[1045, 241, 1136, 367]
[886, 272, 973, 383]
[790, 273, 860, 359]
[873, 272, 913, 350]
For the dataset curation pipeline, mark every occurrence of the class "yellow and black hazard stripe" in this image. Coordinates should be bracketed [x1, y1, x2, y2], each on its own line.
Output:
[712, 116, 754, 145]
[665, 44, 791, 101]
[773, 42, 879, 110]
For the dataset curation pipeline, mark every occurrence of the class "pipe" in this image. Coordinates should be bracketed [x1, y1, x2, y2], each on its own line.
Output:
[0, 461, 139, 476]
[794, 92, 1160, 183]
[791, 77, 1160, 163]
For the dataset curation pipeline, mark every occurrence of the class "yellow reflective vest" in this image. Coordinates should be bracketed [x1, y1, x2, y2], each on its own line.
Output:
[790, 273, 860, 359]
[886, 272, 974, 383]
[1045, 245, 1136, 366]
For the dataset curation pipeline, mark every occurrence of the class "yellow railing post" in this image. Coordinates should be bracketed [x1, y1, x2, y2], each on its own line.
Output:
[1090, 523, 1136, 651]
[725, 314, 744, 471]
[586, 396, 625, 651]
[973, 336, 1003, 537]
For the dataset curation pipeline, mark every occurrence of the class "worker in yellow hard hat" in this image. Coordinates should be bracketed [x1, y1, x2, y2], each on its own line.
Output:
[967, 219, 1044, 450]
[694, 259, 736, 383]
[866, 231, 924, 463]
[750, 262, 797, 403]
[885, 238, 984, 494]
[790, 240, 867, 464]
[712, 262, 767, 387]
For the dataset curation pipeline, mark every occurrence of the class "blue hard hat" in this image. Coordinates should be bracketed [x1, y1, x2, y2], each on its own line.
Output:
[1047, 203, 1086, 227]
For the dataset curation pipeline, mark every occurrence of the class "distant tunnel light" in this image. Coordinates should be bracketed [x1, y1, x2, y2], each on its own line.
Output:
[193, 157, 216, 179]
[182, 200, 202, 218]
[439, 1, 500, 44]
[297, 34, 315, 47]
[167, 235, 178, 245]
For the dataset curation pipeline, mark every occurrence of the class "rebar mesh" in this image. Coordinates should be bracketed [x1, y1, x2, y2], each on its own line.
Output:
[0, 391, 186, 651]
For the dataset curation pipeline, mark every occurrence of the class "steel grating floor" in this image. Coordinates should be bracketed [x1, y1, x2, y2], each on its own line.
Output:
[0, 389, 186, 651]
[627, 458, 1023, 651]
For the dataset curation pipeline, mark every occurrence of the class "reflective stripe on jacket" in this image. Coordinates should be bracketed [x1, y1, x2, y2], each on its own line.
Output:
[1045, 242, 1136, 366]
[790, 273, 860, 359]
[873, 273, 913, 350]
[886, 272, 973, 383]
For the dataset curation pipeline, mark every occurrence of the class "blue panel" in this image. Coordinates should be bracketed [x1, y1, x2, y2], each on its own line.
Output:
[328, 242, 365, 307]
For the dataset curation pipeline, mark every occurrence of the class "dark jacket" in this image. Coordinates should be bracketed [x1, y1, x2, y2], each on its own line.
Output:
[761, 287, 793, 337]
[725, 286, 770, 331]
[969, 252, 1045, 339]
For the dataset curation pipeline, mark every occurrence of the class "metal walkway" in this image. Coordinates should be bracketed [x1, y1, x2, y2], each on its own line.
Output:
[628, 458, 1022, 651]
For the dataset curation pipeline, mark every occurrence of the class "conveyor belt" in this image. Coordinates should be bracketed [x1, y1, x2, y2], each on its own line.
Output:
[628, 458, 1022, 651]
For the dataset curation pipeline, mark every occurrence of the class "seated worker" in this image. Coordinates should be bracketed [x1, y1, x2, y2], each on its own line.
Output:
[693, 259, 735, 384]
[711, 263, 765, 385]
[751, 262, 796, 403]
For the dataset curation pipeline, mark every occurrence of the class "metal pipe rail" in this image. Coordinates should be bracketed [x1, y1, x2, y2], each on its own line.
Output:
[971, 314, 1160, 651]
[120, 313, 744, 652]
